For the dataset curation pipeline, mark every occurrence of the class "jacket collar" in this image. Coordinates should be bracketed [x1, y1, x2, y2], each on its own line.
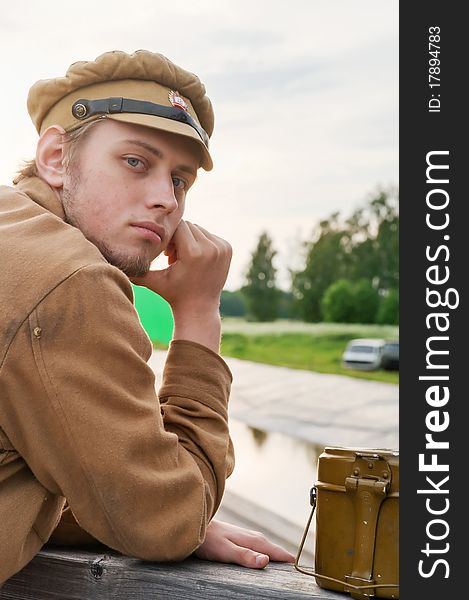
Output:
[16, 176, 65, 221]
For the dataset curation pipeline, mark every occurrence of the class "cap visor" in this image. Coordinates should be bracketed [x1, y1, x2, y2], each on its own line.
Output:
[107, 113, 213, 170]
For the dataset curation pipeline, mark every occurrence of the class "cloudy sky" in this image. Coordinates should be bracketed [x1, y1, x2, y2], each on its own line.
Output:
[0, 0, 398, 290]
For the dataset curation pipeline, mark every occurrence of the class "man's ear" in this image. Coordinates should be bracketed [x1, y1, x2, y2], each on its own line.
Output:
[35, 125, 67, 189]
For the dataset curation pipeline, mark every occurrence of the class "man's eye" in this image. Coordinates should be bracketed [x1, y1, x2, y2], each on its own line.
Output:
[126, 157, 144, 168]
[172, 176, 186, 190]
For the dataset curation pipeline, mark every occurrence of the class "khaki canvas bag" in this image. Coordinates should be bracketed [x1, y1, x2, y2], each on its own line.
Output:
[295, 447, 399, 599]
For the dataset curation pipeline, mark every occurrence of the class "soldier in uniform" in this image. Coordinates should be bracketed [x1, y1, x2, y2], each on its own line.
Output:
[0, 49, 293, 583]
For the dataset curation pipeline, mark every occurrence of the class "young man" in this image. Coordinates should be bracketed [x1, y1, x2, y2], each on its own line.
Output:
[0, 50, 293, 583]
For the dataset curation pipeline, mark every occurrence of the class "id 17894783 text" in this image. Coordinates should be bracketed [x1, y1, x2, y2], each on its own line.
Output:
[428, 26, 441, 113]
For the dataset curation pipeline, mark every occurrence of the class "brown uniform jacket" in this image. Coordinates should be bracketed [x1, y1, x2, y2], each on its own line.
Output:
[0, 177, 234, 583]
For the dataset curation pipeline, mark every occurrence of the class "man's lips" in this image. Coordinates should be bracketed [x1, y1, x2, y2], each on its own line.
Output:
[131, 221, 165, 243]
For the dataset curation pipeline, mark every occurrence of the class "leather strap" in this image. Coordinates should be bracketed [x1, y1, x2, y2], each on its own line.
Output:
[71, 97, 210, 147]
[345, 453, 391, 599]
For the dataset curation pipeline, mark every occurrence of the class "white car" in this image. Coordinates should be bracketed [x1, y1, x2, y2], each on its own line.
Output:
[342, 338, 385, 371]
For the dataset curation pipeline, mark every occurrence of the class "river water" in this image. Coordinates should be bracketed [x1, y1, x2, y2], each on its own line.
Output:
[224, 418, 324, 528]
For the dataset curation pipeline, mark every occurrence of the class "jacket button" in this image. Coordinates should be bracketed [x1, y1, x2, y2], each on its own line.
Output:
[33, 326, 42, 338]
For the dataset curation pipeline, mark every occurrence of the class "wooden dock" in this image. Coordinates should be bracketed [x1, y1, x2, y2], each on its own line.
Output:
[1, 546, 344, 599]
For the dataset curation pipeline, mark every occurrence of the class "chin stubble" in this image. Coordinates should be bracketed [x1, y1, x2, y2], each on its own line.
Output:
[94, 240, 153, 277]
[62, 177, 153, 278]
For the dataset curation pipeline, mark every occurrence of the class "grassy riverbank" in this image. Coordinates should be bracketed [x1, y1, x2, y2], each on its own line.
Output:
[155, 319, 399, 384]
[220, 319, 399, 384]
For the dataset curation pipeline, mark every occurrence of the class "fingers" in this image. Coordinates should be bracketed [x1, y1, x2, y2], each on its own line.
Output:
[189, 222, 233, 255]
[228, 542, 270, 569]
[129, 267, 168, 294]
[194, 520, 295, 570]
[133, 220, 232, 313]
[171, 221, 231, 257]
[195, 535, 270, 569]
[165, 220, 196, 257]
[228, 528, 296, 564]
[163, 241, 177, 265]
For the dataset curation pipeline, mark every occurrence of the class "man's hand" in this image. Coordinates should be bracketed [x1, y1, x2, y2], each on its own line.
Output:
[131, 221, 232, 352]
[194, 520, 295, 569]
[132, 220, 232, 310]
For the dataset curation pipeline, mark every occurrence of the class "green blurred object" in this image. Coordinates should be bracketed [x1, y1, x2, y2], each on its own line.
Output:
[132, 284, 174, 345]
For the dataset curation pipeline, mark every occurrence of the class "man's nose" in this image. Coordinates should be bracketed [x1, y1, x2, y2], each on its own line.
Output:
[144, 178, 178, 212]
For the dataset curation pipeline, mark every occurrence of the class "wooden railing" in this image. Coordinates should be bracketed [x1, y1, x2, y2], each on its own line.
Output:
[1, 546, 343, 599]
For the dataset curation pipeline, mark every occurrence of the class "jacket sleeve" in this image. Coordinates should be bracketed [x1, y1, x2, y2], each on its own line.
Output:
[1, 263, 234, 561]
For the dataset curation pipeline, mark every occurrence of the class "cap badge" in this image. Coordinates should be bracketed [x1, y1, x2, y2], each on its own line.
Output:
[168, 90, 189, 111]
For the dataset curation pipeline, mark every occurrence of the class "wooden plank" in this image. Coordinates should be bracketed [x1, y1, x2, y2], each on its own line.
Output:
[1, 547, 343, 600]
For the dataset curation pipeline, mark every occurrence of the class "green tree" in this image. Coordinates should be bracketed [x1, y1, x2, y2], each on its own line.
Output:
[277, 290, 295, 319]
[292, 187, 398, 322]
[321, 279, 380, 324]
[220, 290, 246, 317]
[351, 279, 380, 323]
[321, 279, 355, 322]
[344, 188, 399, 291]
[292, 214, 348, 322]
[241, 232, 279, 321]
[376, 288, 399, 324]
